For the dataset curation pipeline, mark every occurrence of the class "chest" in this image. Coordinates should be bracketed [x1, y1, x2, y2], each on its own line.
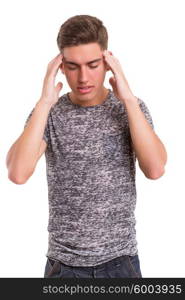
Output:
[48, 109, 132, 163]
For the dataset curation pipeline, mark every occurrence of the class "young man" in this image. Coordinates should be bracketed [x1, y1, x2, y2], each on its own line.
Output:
[6, 15, 167, 278]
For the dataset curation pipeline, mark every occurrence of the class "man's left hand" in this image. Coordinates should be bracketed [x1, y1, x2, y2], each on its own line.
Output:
[103, 50, 137, 103]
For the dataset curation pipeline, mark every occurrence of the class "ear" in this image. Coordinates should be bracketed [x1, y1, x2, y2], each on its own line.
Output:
[105, 63, 111, 72]
[103, 49, 111, 72]
[59, 63, 65, 74]
[103, 57, 110, 71]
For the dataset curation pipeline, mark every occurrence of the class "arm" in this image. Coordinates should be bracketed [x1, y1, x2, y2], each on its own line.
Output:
[6, 100, 52, 184]
[6, 53, 64, 184]
[123, 96, 167, 179]
[103, 50, 167, 179]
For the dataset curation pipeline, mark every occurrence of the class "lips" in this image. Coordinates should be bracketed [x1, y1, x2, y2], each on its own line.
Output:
[77, 86, 94, 94]
[77, 86, 94, 89]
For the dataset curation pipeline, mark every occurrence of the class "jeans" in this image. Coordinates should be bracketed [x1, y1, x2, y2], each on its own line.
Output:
[44, 254, 142, 278]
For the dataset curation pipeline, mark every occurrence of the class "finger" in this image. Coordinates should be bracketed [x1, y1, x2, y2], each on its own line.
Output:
[103, 50, 113, 56]
[102, 51, 110, 64]
[52, 60, 63, 77]
[50, 53, 63, 66]
[55, 81, 63, 93]
[48, 54, 63, 76]
[59, 53, 63, 60]
[54, 53, 63, 65]
[49, 53, 62, 65]
[56, 52, 63, 59]
[102, 50, 108, 57]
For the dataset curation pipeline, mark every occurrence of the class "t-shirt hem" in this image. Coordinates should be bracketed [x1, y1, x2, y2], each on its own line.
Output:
[46, 248, 138, 267]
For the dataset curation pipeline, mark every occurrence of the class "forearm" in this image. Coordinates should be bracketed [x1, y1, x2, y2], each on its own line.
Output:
[122, 96, 167, 179]
[6, 99, 52, 182]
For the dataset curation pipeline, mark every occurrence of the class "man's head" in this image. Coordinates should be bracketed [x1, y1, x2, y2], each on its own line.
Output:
[57, 15, 110, 105]
[57, 15, 108, 54]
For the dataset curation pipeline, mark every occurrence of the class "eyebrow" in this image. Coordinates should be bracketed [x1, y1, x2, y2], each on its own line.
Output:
[63, 58, 102, 66]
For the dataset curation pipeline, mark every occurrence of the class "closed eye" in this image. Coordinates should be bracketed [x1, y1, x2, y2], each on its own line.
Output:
[90, 65, 98, 68]
[67, 65, 99, 70]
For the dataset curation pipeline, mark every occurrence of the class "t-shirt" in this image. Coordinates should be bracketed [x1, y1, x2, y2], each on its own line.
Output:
[24, 89, 154, 267]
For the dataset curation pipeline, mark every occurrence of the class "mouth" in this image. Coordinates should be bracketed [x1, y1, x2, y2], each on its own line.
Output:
[77, 86, 94, 94]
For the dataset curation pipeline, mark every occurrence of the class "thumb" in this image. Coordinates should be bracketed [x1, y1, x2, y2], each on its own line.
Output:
[109, 76, 116, 90]
[55, 82, 63, 94]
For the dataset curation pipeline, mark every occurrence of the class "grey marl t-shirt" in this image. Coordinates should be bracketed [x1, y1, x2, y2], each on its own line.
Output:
[24, 89, 154, 267]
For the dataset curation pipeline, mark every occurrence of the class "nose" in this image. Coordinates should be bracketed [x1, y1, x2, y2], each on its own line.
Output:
[78, 66, 88, 84]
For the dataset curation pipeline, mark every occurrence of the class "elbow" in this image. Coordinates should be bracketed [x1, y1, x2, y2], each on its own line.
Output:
[8, 169, 33, 185]
[141, 149, 167, 180]
[145, 167, 165, 180]
[8, 173, 28, 185]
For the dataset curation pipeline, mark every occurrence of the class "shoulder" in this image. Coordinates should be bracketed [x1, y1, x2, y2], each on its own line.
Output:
[49, 93, 68, 115]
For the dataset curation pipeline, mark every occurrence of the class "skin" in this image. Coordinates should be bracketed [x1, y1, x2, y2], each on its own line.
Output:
[60, 43, 110, 107]
[40, 53, 64, 107]
[102, 50, 167, 178]
[39, 43, 167, 179]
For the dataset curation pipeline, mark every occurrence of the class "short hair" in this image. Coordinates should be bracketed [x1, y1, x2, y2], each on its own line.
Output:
[57, 15, 108, 53]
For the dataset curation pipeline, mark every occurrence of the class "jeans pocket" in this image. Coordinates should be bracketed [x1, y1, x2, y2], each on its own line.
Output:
[44, 258, 61, 278]
[127, 255, 142, 278]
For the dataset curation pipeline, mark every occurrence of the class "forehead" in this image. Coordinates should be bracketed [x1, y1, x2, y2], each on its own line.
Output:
[63, 42, 103, 64]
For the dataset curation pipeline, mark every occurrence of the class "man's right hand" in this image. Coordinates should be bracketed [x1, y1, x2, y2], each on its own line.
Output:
[40, 53, 63, 107]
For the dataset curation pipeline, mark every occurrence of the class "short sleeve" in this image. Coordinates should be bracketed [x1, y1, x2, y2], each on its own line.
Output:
[137, 98, 154, 130]
[24, 107, 50, 145]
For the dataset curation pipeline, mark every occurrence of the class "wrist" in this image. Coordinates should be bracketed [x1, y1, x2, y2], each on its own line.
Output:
[36, 98, 53, 110]
[121, 95, 138, 105]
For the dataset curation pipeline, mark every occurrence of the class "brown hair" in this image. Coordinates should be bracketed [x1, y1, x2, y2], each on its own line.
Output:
[57, 15, 108, 53]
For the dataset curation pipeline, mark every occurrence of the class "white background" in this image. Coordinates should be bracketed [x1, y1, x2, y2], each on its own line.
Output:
[1, 0, 185, 277]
